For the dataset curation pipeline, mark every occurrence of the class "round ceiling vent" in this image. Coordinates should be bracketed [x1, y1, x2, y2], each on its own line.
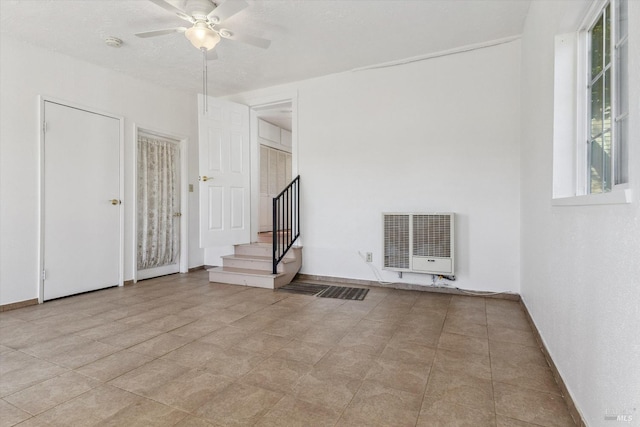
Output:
[105, 37, 123, 48]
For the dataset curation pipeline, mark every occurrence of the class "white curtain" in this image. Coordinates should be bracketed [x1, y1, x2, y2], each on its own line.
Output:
[137, 134, 179, 270]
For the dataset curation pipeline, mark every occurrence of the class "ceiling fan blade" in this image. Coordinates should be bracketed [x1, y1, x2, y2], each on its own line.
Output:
[147, 0, 188, 16]
[220, 30, 271, 49]
[206, 50, 219, 61]
[207, 0, 249, 24]
[135, 27, 187, 38]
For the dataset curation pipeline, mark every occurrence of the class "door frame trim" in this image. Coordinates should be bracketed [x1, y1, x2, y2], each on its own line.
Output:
[244, 91, 299, 243]
[132, 124, 189, 283]
[38, 96, 125, 303]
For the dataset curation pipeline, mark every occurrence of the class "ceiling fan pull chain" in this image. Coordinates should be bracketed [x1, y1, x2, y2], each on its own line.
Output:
[202, 47, 208, 114]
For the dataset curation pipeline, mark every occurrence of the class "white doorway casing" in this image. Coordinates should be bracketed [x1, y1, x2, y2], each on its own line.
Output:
[38, 97, 124, 302]
[133, 126, 189, 282]
[248, 93, 299, 244]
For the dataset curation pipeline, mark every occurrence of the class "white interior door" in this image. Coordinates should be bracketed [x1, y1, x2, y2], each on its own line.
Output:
[42, 101, 121, 300]
[199, 95, 251, 248]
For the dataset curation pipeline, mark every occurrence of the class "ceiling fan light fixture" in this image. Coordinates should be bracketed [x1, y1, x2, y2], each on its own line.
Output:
[185, 22, 220, 50]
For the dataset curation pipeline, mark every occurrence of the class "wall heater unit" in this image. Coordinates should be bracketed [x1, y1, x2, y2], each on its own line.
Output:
[383, 213, 455, 275]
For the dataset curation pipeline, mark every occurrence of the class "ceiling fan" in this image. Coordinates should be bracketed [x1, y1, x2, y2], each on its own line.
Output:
[135, 0, 271, 56]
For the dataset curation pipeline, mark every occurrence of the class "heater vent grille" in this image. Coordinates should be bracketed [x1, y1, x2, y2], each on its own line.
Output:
[384, 214, 410, 269]
[413, 214, 451, 258]
[383, 213, 455, 275]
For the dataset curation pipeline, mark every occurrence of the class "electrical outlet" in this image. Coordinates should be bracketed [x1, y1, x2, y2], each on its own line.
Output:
[366, 252, 373, 263]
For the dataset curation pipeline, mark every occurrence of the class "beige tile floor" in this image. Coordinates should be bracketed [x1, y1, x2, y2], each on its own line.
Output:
[0, 271, 576, 426]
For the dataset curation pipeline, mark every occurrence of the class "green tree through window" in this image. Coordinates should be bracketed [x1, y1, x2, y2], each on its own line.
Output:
[587, 0, 628, 193]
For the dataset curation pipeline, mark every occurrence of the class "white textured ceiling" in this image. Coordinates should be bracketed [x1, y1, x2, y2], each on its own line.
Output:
[0, 0, 531, 97]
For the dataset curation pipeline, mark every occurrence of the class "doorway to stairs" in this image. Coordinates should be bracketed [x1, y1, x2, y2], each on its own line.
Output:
[257, 114, 292, 234]
[249, 97, 298, 244]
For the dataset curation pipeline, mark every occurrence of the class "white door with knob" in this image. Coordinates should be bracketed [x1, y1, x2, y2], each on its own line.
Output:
[42, 100, 122, 301]
[198, 95, 251, 248]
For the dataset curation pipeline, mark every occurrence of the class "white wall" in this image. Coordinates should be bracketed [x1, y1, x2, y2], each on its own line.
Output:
[227, 40, 522, 293]
[0, 37, 203, 306]
[520, 1, 640, 424]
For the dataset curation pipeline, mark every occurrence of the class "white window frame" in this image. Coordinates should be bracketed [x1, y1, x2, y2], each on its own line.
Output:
[552, 0, 631, 206]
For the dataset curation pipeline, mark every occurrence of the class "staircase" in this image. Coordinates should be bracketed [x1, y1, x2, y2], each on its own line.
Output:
[207, 242, 302, 289]
[209, 176, 302, 290]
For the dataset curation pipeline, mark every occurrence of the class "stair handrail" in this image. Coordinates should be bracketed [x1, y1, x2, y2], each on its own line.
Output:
[273, 175, 300, 274]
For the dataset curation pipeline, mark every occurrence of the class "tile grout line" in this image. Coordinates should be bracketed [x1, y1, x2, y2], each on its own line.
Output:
[414, 293, 452, 427]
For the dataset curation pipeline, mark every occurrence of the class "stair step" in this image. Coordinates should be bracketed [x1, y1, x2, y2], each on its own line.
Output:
[224, 254, 294, 262]
[210, 266, 278, 276]
[209, 243, 303, 289]
[222, 255, 272, 271]
[222, 255, 296, 274]
[208, 266, 287, 289]
[234, 243, 302, 258]
[234, 243, 271, 257]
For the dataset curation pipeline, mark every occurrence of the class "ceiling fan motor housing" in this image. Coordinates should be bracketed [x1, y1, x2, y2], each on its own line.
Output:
[182, 0, 217, 21]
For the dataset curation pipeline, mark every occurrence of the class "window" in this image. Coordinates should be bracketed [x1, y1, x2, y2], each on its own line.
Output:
[586, 0, 628, 194]
[551, 0, 631, 205]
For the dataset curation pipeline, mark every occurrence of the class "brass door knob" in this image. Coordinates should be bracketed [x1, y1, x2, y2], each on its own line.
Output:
[110, 199, 121, 205]
[199, 176, 209, 182]
[174, 212, 182, 217]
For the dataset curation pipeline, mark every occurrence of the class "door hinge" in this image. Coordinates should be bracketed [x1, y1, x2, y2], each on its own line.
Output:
[42, 121, 47, 134]
[42, 270, 47, 280]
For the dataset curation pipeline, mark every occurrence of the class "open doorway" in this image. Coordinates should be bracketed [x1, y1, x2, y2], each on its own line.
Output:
[134, 128, 189, 281]
[252, 102, 293, 243]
